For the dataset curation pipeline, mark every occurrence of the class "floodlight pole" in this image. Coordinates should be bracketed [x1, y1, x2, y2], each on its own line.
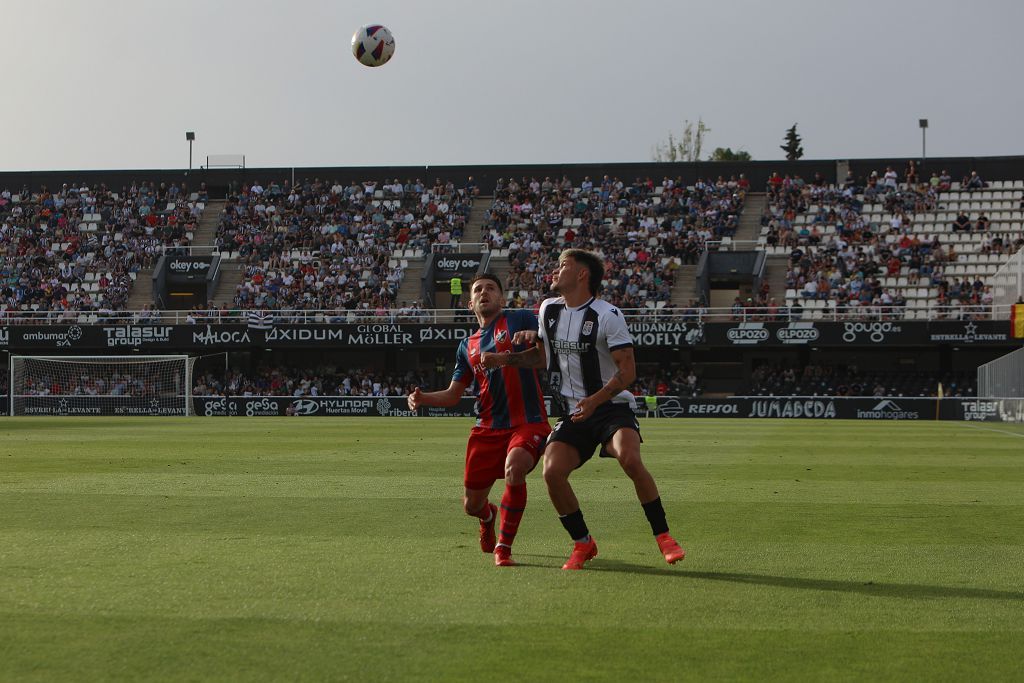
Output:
[186, 131, 196, 172]
[919, 119, 928, 167]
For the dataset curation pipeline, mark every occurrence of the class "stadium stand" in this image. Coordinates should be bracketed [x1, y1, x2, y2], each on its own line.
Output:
[191, 366, 432, 397]
[1, 168, 1018, 322]
[19, 369, 179, 397]
[761, 172, 1024, 320]
[634, 366, 703, 398]
[747, 363, 976, 398]
[0, 181, 204, 318]
[185, 361, 702, 400]
[485, 175, 744, 309]
[215, 177, 474, 312]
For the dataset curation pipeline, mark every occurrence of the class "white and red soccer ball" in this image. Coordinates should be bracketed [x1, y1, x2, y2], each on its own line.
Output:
[352, 24, 395, 67]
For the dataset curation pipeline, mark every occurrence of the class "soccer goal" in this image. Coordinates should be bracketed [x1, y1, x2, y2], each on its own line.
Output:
[990, 248, 1023, 318]
[976, 347, 1024, 423]
[977, 346, 1024, 399]
[9, 355, 195, 416]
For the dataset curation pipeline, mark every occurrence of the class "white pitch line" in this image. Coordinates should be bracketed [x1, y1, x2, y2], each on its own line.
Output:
[964, 424, 1024, 439]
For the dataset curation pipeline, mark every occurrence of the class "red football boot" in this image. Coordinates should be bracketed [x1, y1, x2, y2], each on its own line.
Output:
[478, 503, 497, 553]
[494, 545, 516, 567]
[656, 532, 686, 564]
[561, 537, 598, 570]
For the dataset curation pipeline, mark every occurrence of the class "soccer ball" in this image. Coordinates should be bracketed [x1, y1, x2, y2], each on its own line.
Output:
[351, 24, 395, 67]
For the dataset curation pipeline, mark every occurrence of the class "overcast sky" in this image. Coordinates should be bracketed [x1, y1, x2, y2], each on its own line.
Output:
[3, 0, 1022, 171]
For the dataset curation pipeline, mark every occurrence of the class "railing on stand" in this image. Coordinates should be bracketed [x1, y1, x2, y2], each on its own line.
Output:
[0, 305, 1016, 326]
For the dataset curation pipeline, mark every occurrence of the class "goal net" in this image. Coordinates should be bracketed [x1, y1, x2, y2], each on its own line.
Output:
[977, 346, 1024, 399]
[9, 355, 195, 416]
[990, 248, 1023, 318]
[976, 347, 1024, 423]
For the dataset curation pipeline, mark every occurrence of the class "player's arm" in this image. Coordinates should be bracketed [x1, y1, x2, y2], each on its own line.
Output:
[482, 309, 547, 369]
[480, 342, 545, 370]
[602, 346, 637, 399]
[571, 346, 636, 422]
[407, 379, 469, 410]
[413, 339, 473, 409]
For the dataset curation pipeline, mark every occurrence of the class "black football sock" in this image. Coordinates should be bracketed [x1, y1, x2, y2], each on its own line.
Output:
[641, 496, 669, 536]
[559, 508, 590, 543]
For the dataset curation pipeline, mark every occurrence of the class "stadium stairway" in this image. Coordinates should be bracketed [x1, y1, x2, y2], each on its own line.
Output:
[209, 265, 245, 308]
[667, 193, 765, 309]
[733, 192, 794, 303]
[192, 199, 226, 247]
[489, 257, 511, 293]
[735, 192, 766, 243]
[462, 195, 490, 245]
[670, 264, 700, 307]
[125, 267, 155, 309]
[391, 195, 492, 307]
[124, 200, 228, 311]
[394, 257, 427, 307]
[189, 199, 242, 307]
[763, 257, 790, 303]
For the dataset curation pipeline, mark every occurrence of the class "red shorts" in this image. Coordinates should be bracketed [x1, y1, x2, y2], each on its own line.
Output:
[464, 422, 551, 490]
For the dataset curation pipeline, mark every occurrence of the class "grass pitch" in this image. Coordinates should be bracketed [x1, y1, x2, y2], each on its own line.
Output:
[1, 417, 1023, 681]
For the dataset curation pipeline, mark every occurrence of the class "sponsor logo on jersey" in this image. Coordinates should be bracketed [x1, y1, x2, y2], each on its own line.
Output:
[551, 339, 592, 354]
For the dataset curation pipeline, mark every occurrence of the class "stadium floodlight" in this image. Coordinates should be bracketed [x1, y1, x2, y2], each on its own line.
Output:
[919, 119, 928, 164]
[185, 131, 195, 171]
[10, 355, 195, 417]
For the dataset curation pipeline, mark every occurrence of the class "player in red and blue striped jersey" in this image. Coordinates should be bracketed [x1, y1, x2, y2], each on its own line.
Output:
[408, 274, 550, 567]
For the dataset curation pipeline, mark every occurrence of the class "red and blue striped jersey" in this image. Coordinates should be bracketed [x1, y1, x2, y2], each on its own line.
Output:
[453, 309, 548, 429]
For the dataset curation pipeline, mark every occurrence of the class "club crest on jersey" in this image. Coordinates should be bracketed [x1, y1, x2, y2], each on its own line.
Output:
[495, 330, 508, 343]
[582, 321, 594, 336]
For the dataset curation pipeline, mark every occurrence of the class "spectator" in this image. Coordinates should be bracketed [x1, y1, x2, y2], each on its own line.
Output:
[974, 212, 990, 232]
[952, 211, 971, 232]
[963, 170, 986, 190]
[882, 166, 899, 190]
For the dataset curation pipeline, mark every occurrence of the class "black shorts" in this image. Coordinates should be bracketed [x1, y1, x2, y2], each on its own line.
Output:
[547, 402, 642, 467]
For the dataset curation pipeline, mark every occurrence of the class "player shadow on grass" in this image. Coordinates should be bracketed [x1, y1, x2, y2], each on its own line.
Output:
[681, 570, 1024, 601]
[525, 557, 1024, 601]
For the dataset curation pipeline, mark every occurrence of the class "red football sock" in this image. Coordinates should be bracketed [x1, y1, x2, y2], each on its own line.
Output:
[497, 483, 527, 548]
[474, 501, 493, 521]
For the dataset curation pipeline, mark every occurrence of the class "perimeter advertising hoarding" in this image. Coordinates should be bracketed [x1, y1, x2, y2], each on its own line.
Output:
[193, 396, 480, 417]
[653, 397, 1024, 422]
[5, 396, 1020, 421]
[0, 320, 1019, 350]
[13, 396, 187, 416]
[183, 396, 1021, 421]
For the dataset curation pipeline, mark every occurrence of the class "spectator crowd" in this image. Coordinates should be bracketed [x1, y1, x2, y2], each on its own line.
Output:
[1, 181, 206, 317]
[191, 365, 432, 398]
[748, 363, 975, 398]
[763, 167, 1022, 319]
[219, 177, 475, 314]
[487, 174, 746, 309]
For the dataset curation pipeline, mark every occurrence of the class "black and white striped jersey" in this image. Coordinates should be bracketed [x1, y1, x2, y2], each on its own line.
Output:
[537, 296, 636, 413]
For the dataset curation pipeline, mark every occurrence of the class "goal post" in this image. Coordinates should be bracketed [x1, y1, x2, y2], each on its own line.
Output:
[9, 355, 195, 416]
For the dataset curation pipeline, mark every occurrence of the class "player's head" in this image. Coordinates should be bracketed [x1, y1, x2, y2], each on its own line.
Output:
[553, 249, 604, 296]
[471, 273, 503, 294]
[469, 273, 504, 318]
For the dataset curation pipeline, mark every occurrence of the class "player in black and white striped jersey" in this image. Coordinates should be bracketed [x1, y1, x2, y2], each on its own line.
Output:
[484, 249, 685, 570]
